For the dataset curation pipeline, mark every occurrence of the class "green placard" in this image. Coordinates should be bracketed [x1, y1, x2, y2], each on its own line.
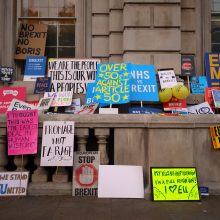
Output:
[151, 167, 200, 201]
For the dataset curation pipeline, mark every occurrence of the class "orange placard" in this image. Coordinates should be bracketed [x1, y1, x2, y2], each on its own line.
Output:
[210, 125, 220, 149]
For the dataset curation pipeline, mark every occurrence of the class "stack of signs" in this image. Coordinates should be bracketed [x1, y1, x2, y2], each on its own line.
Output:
[212, 90, 220, 108]
[158, 69, 177, 89]
[34, 77, 51, 94]
[44, 91, 73, 107]
[163, 97, 187, 111]
[181, 55, 196, 76]
[129, 107, 162, 114]
[205, 53, 220, 87]
[151, 167, 200, 201]
[187, 102, 214, 114]
[205, 87, 220, 109]
[24, 56, 47, 81]
[76, 103, 98, 114]
[37, 97, 53, 111]
[95, 63, 131, 104]
[7, 99, 38, 111]
[7, 109, 38, 155]
[40, 121, 74, 166]
[73, 151, 100, 196]
[130, 64, 159, 101]
[48, 59, 100, 93]
[190, 76, 208, 94]
[0, 66, 14, 83]
[0, 172, 29, 196]
[0, 87, 26, 113]
[65, 98, 81, 114]
[210, 125, 220, 149]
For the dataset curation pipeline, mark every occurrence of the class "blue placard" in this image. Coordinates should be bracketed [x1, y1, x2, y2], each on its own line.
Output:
[130, 64, 159, 101]
[205, 53, 220, 87]
[129, 107, 162, 114]
[190, 76, 208, 94]
[34, 77, 51, 94]
[95, 63, 131, 104]
[24, 56, 47, 81]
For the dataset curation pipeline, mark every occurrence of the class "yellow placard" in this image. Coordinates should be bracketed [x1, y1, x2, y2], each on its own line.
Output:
[151, 167, 200, 201]
[210, 125, 220, 149]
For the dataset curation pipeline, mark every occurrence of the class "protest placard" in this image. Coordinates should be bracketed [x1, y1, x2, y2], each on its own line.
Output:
[212, 90, 220, 108]
[40, 121, 74, 166]
[73, 151, 100, 196]
[0, 87, 26, 113]
[210, 125, 220, 149]
[129, 107, 162, 114]
[37, 97, 53, 111]
[130, 64, 159, 101]
[7, 99, 38, 111]
[34, 77, 51, 94]
[48, 59, 100, 93]
[190, 76, 208, 94]
[158, 69, 177, 89]
[0, 172, 29, 196]
[7, 109, 38, 155]
[0, 66, 14, 83]
[205, 87, 220, 109]
[15, 23, 48, 60]
[95, 63, 131, 104]
[181, 55, 196, 76]
[65, 98, 81, 113]
[163, 97, 187, 111]
[76, 103, 98, 114]
[187, 102, 214, 114]
[151, 167, 200, 201]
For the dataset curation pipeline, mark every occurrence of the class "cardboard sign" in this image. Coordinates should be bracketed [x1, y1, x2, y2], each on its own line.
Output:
[37, 97, 53, 111]
[181, 55, 196, 76]
[210, 125, 220, 149]
[65, 98, 81, 113]
[205, 87, 220, 109]
[212, 90, 220, 108]
[163, 97, 187, 111]
[40, 121, 74, 166]
[15, 23, 48, 60]
[0, 172, 29, 196]
[48, 59, 100, 93]
[34, 77, 51, 94]
[0, 66, 14, 83]
[98, 165, 144, 198]
[73, 151, 100, 196]
[7, 110, 38, 155]
[151, 167, 200, 201]
[0, 87, 26, 113]
[205, 53, 220, 87]
[190, 76, 208, 94]
[7, 99, 38, 111]
[130, 64, 159, 101]
[187, 102, 214, 114]
[44, 91, 73, 107]
[76, 103, 98, 114]
[24, 56, 47, 81]
[95, 63, 131, 104]
[158, 69, 177, 89]
[129, 107, 162, 114]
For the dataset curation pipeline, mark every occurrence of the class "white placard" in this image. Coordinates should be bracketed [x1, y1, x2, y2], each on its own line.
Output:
[158, 69, 178, 89]
[99, 108, 118, 114]
[40, 121, 75, 166]
[0, 172, 29, 196]
[48, 59, 100, 93]
[44, 91, 73, 107]
[187, 102, 214, 114]
[65, 98, 81, 113]
[37, 97, 53, 110]
[98, 165, 144, 198]
[7, 98, 38, 111]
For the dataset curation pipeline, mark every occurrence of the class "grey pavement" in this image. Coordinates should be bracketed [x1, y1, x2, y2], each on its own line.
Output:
[0, 196, 219, 220]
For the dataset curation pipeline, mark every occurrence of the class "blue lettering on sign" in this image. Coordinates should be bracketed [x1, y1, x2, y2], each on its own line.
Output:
[0, 184, 8, 195]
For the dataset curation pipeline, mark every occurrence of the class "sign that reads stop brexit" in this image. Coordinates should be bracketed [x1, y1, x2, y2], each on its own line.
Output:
[95, 63, 131, 104]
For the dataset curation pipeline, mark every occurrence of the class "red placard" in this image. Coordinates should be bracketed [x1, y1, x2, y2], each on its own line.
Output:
[163, 97, 187, 111]
[205, 87, 220, 109]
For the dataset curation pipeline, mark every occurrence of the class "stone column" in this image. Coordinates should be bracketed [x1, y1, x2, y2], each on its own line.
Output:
[75, 128, 89, 151]
[0, 134, 7, 171]
[95, 128, 110, 165]
[52, 167, 69, 183]
[14, 155, 28, 172]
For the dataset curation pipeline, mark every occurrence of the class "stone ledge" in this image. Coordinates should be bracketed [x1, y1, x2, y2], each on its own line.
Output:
[124, 0, 180, 3]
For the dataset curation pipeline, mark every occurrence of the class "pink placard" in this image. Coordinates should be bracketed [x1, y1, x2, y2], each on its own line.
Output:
[7, 109, 38, 155]
[0, 87, 26, 113]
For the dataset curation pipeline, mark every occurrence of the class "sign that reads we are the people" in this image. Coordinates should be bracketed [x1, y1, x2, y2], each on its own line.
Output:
[95, 63, 130, 104]
[151, 167, 200, 201]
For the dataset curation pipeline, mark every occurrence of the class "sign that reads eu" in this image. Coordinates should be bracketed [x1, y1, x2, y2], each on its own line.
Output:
[95, 63, 131, 104]
[205, 53, 220, 87]
[151, 167, 200, 201]
[130, 64, 159, 101]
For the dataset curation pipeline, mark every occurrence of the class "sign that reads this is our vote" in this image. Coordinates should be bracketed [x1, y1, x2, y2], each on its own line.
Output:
[40, 121, 74, 166]
[7, 110, 38, 155]
[48, 59, 100, 93]
[151, 167, 200, 201]
[73, 151, 100, 196]
[130, 64, 159, 101]
[0, 66, 14, 83]
[95, 63, 130, 104]
[0, 172, 29, 196]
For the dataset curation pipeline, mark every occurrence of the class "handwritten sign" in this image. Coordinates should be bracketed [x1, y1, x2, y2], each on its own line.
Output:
[130, 64, 159, 101]
[7, 99, 38, 111]
[95, 63, 131, 104]
[187, 102, 214, 114]
[15, 23, 48, 60]
[34, 77, 51, 94]
[48, 59, 100, 93]
[0, 172, 29, 196]
[40, 121, 74, 166]
[0, 66, 14, 83]
[210, 125, 220, 149]
[205, 53, 220, 87]
[24, 56, 47, 81]
[7, 110, 38, 155]
[37, 97, 53, 111]
[158, 69, 177, 89]
[73, 151, 100, 196]
[0, 87, 26, 113]
[151, 167, 200, 201]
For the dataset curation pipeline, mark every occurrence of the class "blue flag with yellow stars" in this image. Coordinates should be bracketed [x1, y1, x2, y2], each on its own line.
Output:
[94, 63, 131, 104]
